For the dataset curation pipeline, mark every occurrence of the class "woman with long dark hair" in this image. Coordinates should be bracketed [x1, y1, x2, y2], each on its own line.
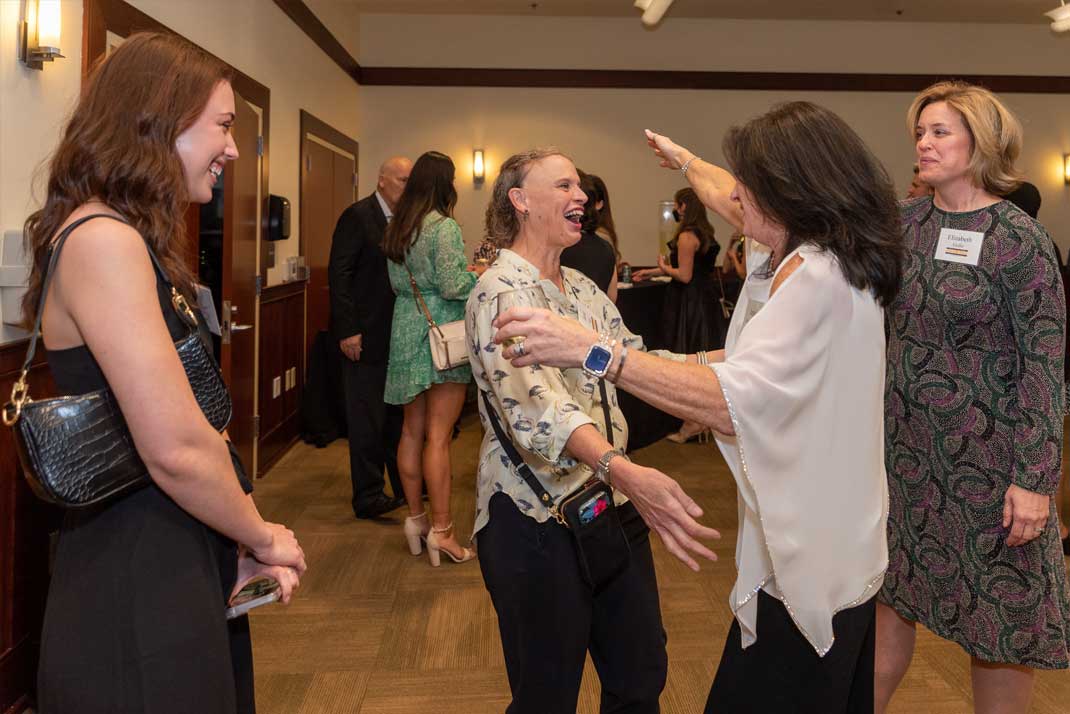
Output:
[26, 33, 306, 714]
[635, 187, 723, 442]
[493, 102, 904, 712]
[383, 151, 482, 566]
[587, 173, 621, 259]
[560, 171, 619, 302]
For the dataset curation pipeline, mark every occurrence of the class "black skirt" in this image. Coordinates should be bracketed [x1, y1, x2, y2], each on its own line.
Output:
[705, 590, 876, 714]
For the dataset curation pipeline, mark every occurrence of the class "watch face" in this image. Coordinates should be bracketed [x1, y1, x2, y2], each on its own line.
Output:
[584, 345, 612, 375]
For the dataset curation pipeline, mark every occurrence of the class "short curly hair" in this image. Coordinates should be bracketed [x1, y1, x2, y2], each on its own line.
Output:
[484, 148, 570, 247]
[907, 81, 1024, 195]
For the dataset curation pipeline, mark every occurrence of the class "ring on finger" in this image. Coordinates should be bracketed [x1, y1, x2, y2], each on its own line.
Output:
[514, 340, 526, 357]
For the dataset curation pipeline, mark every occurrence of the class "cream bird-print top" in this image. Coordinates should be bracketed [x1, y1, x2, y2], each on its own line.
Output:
[465, 249, 684, 536]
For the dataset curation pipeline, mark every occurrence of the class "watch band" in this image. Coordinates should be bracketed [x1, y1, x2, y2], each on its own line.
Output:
[596, 447, 628, 486]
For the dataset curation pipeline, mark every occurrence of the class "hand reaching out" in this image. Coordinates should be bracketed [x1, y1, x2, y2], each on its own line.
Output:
[610, 459, 721, 571]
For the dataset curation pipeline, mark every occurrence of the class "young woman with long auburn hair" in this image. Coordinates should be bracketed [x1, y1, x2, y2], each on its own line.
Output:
[27, 32, 305, 714]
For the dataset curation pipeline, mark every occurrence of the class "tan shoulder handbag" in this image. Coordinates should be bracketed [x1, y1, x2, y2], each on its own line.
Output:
[405, 264, 468, 371]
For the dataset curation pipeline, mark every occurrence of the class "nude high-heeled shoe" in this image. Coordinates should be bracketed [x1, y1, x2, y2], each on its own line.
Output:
[404, 512, 430, 556]
[426, 522, 476, 567]
[666, 421, 712, 444]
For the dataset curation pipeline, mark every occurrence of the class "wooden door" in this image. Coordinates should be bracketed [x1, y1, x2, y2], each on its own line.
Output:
[222, 90, 262, 475]
[301, 133, 356, 363]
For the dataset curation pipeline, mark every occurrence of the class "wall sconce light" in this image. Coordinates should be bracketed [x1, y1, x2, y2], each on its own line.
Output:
[18, 0, 64, 70]
[1063, 154, 1070, 185]
[473, 149, 485, 185]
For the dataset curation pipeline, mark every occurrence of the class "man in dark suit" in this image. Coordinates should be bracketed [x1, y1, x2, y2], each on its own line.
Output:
[328, 156, 412, 519]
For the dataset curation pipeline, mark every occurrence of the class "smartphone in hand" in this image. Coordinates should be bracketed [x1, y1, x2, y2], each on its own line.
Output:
[225, 575, 281, 620]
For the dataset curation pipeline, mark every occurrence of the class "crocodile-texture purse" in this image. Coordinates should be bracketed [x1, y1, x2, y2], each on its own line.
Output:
[2, 214, 232, 508]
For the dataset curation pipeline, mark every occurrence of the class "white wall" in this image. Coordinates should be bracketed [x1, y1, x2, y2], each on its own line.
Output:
[0, 0, 83, 239]
[358, 15, 1070, 263]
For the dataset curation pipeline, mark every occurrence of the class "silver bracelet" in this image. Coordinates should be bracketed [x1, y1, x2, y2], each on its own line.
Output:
[681, 156, 700, 175]
[697, 350, 708, 366]
[611, 346, 629, 382]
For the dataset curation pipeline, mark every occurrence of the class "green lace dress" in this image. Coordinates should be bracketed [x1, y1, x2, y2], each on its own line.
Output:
[384, 212, 476, 405]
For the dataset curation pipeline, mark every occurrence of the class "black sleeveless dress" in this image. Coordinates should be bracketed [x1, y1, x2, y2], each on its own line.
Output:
[36, 228, 255, 714]
[661, 236, 725, 352]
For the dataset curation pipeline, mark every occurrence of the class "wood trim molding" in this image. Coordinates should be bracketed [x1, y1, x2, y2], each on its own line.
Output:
[300, 110, 360, 160]
[272, 0, 362, 84]
[358, 67, 1070, 94]
[267, 0, 1070, 94]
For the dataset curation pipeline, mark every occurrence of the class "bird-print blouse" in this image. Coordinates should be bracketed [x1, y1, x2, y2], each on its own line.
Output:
[465, 248, 685, 536]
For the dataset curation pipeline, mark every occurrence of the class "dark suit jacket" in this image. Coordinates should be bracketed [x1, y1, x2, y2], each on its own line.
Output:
[328, 193, 395, 364]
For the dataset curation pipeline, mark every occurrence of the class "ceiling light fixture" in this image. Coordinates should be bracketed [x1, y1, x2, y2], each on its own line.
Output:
[634, 0, 675, 27]
[1046, 1, 1070, 32]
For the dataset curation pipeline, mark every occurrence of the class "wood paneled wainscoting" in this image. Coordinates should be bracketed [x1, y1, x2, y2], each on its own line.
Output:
[0, 338, 59, 714]
[257, 280, 307, 476]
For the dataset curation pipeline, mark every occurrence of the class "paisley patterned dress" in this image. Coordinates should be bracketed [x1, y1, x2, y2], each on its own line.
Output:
[881, 197, 1070, 668]
[384, 212, 476, 405]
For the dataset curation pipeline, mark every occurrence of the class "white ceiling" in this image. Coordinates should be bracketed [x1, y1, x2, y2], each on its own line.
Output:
[346, 0, 1057, 24]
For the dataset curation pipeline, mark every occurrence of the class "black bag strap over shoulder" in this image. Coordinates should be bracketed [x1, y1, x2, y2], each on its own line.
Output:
[480, 379, 614, 525]
[5, 213, 199, 425]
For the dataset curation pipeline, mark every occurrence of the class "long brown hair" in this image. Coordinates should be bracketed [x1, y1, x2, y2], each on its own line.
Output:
[672, 187, 717, 256]
[21, 32, 232, 325]
[585, 174, 619, 258]
[382, 151, 457, 262]
[722, 101, 903, 307]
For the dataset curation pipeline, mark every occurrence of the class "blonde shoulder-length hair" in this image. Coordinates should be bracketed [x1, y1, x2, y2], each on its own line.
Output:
[907, 81, 1024, 195]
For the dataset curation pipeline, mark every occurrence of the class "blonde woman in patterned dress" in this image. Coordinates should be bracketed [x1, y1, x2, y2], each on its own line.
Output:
[382, 151, 483, 566]
[877, 82, 1070, 714]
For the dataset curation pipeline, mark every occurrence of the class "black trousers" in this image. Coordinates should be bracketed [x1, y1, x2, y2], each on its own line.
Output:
[342, 358, 403, 510]
[705, 590, 876, 714]
[478, 492, 667, 714]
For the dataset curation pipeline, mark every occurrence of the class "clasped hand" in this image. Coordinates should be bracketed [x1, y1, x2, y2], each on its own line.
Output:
[1003, 484, 1050, 547]
[493, 306, 595, 368]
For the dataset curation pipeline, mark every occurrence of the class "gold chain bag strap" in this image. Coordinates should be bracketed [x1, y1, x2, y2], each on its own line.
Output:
[404, 261, 468, 371]
[3, 213, 232, 508]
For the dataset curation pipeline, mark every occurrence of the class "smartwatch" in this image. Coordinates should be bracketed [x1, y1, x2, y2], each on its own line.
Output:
[582, 335, 615, 378]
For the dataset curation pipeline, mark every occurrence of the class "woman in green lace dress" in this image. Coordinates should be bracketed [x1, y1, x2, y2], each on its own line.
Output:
[383, 151, 483, 566]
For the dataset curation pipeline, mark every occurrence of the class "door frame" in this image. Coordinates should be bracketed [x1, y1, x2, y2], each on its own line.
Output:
[298, 110, 359, 258]
[298, 110, 359, 377]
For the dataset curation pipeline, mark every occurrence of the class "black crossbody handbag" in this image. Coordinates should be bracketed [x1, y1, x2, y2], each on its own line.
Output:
[481, 381, 630, 590]
[2, 214, 232, 508]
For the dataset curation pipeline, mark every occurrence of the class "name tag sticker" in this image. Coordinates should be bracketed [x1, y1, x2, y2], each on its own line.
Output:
[935, 228, 984, 266]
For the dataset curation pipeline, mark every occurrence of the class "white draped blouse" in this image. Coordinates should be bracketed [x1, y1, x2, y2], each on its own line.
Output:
[711, 243, 888, 656]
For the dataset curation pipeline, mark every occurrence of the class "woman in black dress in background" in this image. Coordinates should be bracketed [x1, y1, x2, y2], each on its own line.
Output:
[24, 33, 306, 714]
[560, 172, 619, 302]
[633, 187, 722, 442]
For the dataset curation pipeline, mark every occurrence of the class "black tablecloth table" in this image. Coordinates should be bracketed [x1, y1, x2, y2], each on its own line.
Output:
[615, 281, 682, 451]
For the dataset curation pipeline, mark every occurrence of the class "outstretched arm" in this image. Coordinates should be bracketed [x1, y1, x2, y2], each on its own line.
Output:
[645, 129, 743, 232]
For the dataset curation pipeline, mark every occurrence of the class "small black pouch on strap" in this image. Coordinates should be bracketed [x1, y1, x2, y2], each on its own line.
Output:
[480, 383, 630, 590]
